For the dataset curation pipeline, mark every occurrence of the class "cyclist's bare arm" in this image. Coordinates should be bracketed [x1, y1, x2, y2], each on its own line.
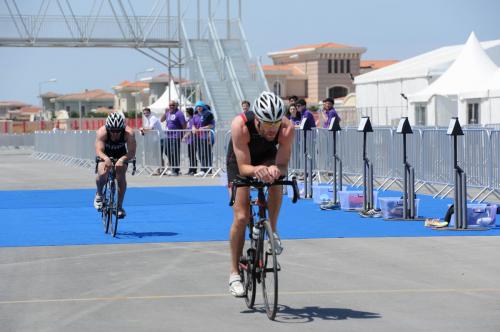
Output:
[231, 116, 257, 178]
[95, 127, 109, 161]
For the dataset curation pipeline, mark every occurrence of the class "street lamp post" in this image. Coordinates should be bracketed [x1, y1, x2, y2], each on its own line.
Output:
[38, 78, 57, 131]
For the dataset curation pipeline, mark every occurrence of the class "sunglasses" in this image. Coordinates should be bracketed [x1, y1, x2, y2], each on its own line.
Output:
[259, 120, 282, 129]
[169, 104, 176, 107]
[109, 129, 122, 134]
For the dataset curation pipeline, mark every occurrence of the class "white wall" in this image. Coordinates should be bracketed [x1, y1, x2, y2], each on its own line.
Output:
[356, 77, 429, 125]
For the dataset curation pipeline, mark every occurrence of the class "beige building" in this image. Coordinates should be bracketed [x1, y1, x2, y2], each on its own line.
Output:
[263, 42, 398, 105]
[264, 42, 367, 104]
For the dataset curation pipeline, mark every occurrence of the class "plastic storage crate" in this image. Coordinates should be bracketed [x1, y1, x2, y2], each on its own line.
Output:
[379, 197, 420, 219]
[312, 184, 347, 204]
[338, 190, 379, 211]
[449, 204, 497, 228]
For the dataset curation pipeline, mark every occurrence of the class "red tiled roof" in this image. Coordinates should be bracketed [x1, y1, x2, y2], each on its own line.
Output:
[18, 106, 42, 114]
[56, 89, 114, 101]
[284, 42, 354, 52]
[360, 60, 399, 69]
[115, 80, 149, 89]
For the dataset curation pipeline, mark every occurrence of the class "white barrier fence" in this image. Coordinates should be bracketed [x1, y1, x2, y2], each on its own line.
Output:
[32, 128, 500, 201]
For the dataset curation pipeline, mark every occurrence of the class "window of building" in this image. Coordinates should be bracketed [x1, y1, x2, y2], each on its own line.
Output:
[66, 106, 70, 112]
[415, 104, 426, 126]
[328, 86, 348, 99]
[81, 105, 85, 115]
[304, 80, 308, 98]
[334, 60, 338, 73]
[467, 102, 479, 124]
[328, 59, 332, 74]
[346, 59, 351, 73]
[273, 81, 282, 97]
[340, 60, 344, 73]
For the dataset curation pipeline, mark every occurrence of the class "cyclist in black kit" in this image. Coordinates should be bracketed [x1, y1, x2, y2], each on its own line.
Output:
[94, 112, 136, 218]
[226, 91, 295, 297]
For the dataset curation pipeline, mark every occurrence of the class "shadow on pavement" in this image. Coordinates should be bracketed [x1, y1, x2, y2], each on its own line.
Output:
[118, 231, 179, 238]
[243, 304, 381, 323]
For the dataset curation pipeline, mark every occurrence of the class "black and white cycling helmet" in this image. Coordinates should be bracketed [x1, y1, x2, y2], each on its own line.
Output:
[252, 91, 284, 123]
[105, 112, 126, 130]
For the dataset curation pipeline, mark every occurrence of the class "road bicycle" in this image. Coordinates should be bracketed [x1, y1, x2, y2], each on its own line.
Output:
[95, 157, 136, 237]
[229, 175, 299, 320]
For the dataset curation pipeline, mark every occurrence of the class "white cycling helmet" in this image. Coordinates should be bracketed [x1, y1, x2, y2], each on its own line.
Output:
[105, 112, 126, 130]
[252, 91, 284, 123]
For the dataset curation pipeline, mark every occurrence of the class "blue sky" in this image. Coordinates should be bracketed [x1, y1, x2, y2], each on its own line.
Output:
[0, 0, 499, 105]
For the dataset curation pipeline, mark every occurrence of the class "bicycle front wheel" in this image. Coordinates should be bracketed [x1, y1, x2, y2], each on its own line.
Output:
[241, 226, 256, 308]
[261, 219, 278, 320]
[102, 184, 110, 233]
[110, 179, 119, 237]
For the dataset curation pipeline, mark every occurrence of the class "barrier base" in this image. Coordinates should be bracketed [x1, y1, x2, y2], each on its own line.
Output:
[384, 217, 427, 221]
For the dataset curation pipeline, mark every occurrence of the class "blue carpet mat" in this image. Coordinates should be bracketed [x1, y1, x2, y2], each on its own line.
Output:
[0, 186, 498, 247]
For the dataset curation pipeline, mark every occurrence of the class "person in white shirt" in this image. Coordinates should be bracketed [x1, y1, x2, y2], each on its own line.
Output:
[140, 107, 165, 174]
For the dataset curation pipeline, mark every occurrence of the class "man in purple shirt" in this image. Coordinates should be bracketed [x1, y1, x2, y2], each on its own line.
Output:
[161, 100, 186, 176]
[296, 99, 316, 131]
[321, 97, 340, 128]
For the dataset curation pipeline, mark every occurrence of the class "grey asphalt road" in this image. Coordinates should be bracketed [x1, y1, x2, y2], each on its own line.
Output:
[1, 150, 499, 332]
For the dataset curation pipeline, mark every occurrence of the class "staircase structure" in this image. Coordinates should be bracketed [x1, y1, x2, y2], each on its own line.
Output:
[180, 18, 269, 125]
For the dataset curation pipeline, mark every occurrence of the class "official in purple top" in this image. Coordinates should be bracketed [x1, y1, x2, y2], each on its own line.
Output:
[321, 97, 340, 128]
[193, 100, 215, 175]
[296, 99, 316, 131]
[161, 100, 186, 175]
[183, 107, 199, 175]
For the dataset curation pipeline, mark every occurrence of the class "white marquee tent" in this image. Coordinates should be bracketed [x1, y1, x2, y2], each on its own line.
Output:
[408, 32, 500, 126]
[354, 33, 500, 126]
[148, 79, 192, 114]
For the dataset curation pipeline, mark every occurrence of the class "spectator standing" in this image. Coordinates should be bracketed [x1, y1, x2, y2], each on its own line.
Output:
[183, 107, 199, 175]
[241, 100, 250, 112]
[140, 107, 165, 175]
[286, 103, 301, 127]
[320, 97, 340, 128]
[161, 100, 186, 176]
[193, 101, 215, 176]
[296, 99, 316, 130]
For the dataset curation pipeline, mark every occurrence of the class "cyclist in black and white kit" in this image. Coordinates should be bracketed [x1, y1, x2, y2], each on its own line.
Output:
[94, 112, 136, 218]
[226, 91, 295, 297]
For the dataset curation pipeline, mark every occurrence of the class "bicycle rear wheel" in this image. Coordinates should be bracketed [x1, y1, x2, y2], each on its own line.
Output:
[110, 179, 119, 237]
[261, 219, 278, 320]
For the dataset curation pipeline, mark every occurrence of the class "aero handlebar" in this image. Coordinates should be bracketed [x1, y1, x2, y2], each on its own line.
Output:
[229, 175, 300, 206]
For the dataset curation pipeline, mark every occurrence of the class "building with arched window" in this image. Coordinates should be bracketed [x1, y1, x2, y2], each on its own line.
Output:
[263, 42, 397, 106]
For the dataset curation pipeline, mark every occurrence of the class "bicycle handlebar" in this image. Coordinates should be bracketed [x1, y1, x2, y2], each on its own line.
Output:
[229, 175, 300, 207]
[95, 157, 137, 175]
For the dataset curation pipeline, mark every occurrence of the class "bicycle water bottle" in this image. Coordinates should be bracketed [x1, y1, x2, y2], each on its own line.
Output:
[252, 225, 260, 240]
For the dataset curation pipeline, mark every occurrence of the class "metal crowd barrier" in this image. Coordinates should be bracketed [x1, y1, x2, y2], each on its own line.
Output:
[32, 127, 500, 201]
[0, 133, 34, 149]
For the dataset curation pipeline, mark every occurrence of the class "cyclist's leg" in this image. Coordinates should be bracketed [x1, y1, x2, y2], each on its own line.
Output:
[267, 185, 283, 232]
[115, 163, 128, 210]
[96, 161, 109, 194]
[229, 185, 250, 276]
